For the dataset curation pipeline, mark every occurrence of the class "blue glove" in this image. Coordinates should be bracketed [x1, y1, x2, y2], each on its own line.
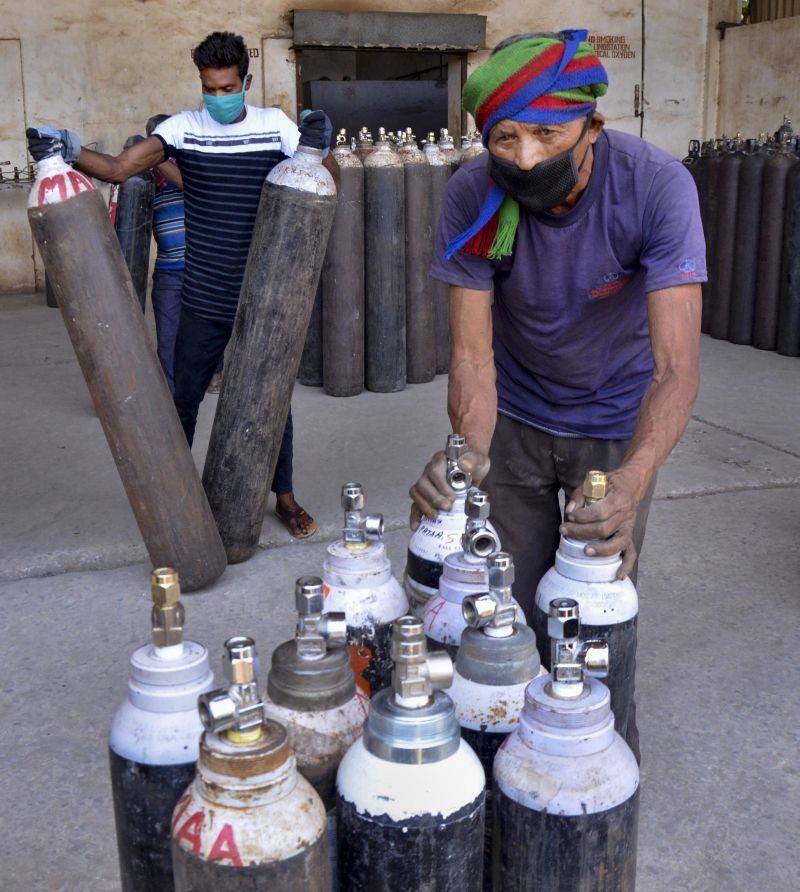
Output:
[298, 109, 332, 155]
[26, 126, 81, 163]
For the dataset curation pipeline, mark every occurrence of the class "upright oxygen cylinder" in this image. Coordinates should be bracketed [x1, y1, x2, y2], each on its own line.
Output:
[337, 616, 486, 891]
[533, 471, 639, 752]
[399, 131, 436, 384]
[438, 128, 461, 172]
[202, 146, 337, 563]
[263, 577, 369, 888]
[322, 483, 409, 697]
[699, 140, 723, 333]
[406, 434, 491, 616]
[460, 130, 487, 166]
[449, 553, 544, 891]
[299, 279, 323, 386]
[353, 127, 374, 162]
[424, 489, 512, 658]
[494, 598, 639, 892]
[424, 134, 453, 373]
[27, 151, 226, 591]
[755, 127, 799, 350]
[172, 637, 329, 890]
[709, 138, 744, 340]
[777, 161, 800, 356]
[109, 568, 215, 892]
[114, 147, 154, 311]
[364, 131, 406, 392]
[730, 139, 768, 345]
[323, 131, 365, 397]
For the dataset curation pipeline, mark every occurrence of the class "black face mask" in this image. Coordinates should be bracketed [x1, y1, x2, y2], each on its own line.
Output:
[488, 114, 593, 213]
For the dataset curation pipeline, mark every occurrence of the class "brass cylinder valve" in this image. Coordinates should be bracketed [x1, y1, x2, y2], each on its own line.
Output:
[583, 470, 608, 505]
[198, 636, 264, 743]
[445, 433, 471, 493]
[391, 616, 453, 707]
[342, 482, 384, 548]
[461, 489, 500, 559]
[294, 576, 347, 660]
[150, 567, 184, 649]
[548, 598, 609, 699]
[462, 552, 517, 638]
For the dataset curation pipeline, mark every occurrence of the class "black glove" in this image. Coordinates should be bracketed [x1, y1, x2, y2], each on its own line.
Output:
[26, 126, 82, 163]
[298, 110, 332, 152]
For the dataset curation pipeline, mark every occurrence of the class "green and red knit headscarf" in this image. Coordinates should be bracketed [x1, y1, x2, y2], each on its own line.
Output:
[445, 30, 608, 261]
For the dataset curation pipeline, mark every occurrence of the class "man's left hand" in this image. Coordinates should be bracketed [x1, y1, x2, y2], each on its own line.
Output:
[559, 466, 645, 580]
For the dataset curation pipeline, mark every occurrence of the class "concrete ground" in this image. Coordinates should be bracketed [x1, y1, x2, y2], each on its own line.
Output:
[1, 291, 799, 891]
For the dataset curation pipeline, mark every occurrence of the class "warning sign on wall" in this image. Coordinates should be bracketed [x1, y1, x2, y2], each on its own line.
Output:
[587, 35, 637, 59]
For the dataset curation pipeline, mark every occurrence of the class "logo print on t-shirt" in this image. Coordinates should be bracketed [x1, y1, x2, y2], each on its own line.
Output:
[589, 272, 630, 300]
[678, 258, 698, 279]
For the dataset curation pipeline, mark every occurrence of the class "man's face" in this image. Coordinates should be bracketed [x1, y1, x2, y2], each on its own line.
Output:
[199, 65, 251, 96]
[487, 114, 602, 171]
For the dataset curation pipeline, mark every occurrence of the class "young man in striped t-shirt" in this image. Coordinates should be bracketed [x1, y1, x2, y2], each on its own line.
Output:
[28, 32, 337, 539]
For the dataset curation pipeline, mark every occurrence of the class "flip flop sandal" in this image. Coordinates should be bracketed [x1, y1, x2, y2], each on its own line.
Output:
[274, 506, 318, 540]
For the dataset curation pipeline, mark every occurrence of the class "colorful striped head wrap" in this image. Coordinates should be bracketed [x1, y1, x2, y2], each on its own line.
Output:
[445, 30, 608, 261]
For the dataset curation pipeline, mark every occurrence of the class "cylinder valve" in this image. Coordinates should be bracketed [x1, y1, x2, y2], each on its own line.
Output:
[198, 636, 264, 742]
[391, 616, 453, 707]
[150, 567, 185, 649]
[342, 482, 384, 548]
[461, 489, 500, 559]
[548, 599, 609, 699]
[462, 552, 517, 638]
[295, 576, 347, 660]
[582, 470, 608, 505]
[445, 433, 471, 492]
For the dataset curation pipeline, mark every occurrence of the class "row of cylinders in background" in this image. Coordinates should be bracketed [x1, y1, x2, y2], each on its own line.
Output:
[111, 436, 640, 891]
[299, 126, 488, 396]
[682, 115, 800, 356]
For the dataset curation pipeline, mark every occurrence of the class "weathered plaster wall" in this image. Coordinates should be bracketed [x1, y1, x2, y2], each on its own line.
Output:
[0, 0, 714, 292]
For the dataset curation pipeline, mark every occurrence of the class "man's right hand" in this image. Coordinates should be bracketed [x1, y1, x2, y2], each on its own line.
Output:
[408, 448, 490, 530]
[26, 127, 81, 164]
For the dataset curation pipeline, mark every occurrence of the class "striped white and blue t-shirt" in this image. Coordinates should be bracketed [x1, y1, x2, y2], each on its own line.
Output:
[154, 106, 300, 322]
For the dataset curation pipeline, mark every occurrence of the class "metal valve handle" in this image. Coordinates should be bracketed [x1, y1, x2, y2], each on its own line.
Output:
[548, 599, 609, 699]
[198, 636, 264, 738]
[342, 482, 384, 547]
[294, 576, 347, 659]
[462, 551, 516, 636]
[391, 616, 453, 706]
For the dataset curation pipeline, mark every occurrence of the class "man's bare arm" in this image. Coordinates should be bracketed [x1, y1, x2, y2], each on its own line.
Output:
[75, 136, 167, 184]
[561, 283, 702, 575]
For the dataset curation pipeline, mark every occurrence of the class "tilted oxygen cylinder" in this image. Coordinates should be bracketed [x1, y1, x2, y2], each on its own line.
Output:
[322, 483, 409, 697]
[337, 617, 486, 892]
[263, 576, 369, 889]
[533, 470, 638, 749]
[494, 599, 639, 892]
[109, 568, 215, 892]
[406, 434, 498, 616]
[424, 488, 512, 658]
[449, 553, 545, 891]
[172, 637, 329, 890]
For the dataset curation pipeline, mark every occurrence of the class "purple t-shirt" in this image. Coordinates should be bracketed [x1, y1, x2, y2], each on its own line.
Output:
[430, 129, 706, 439]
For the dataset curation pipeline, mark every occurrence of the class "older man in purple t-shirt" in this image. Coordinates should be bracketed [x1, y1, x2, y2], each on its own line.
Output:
[410, 31, 704, 760]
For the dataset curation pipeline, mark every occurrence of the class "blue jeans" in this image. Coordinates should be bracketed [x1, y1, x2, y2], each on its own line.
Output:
[172, 308, 294, 494]
[151, 268, 183, 393]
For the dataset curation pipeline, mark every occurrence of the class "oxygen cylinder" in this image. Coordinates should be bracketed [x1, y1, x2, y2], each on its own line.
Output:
[298, 279, 323, 386]
[699, 140, 723, 333]
[172, 637, 329, 890]
[202, 146, 337, 563]
[398, 132, 436, 384]
[729, 139, 768, 345]
[264, 576, 368, 888]
[533, 471, 638, 750]
[364, 133, 406, 393]
[424, 135, 453, 373]
[322, 131, 365, 397]
[424, 488, 510, 659]
[337, 616, 486, 891]
[754, 129, 799, 350]
[45, 272, 58, 307]
[460, 131, 487, 166]
[27, 151, 226, 591]
[406, 434, 496, 617]
[449, 553, 544, 891]
[709, 138, 744, 340]
[438, 128, 461, 172]
[322, 483, 409, 697]
[115, 156, 155, 312]
[777, 161, 800, 356]
[353, 127, 374, 162]
[494, 598, 639, 892]
[109, 568, 214, 891]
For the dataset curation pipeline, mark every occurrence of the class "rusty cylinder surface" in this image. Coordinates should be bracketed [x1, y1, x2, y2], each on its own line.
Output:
[322, 157, 365, 397]
[202, 180, 337, 563]
[28, 187, 226, 591]
[402, 153, 436, 384]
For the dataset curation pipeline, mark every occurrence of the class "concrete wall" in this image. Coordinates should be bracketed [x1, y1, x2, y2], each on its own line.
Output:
[0, 0, 714, 293]
[717, 16, 800, 138]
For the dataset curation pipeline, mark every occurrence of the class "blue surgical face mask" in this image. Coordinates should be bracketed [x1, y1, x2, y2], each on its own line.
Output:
[203, 76, 248, 124]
